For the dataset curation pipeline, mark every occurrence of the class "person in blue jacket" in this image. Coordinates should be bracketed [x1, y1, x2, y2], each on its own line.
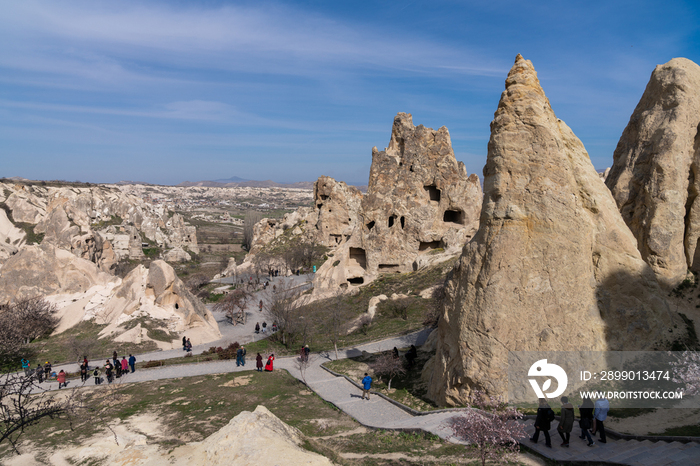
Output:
[361, 373, 372, 400]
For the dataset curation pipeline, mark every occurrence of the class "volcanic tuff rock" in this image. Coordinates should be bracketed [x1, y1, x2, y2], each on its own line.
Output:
[427, 55, 684, 406]
[314, 176, 363, 247]
[0, 182, 199, 268]
[0, 243, 115, 301]
[96, 260, 221, 344]
[605, 58, 700, 287]
[311, 113, 482, 291]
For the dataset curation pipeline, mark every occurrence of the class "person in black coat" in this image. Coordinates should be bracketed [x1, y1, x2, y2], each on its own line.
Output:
[578, 397, 595, 446]
[530, 398, 553, 447]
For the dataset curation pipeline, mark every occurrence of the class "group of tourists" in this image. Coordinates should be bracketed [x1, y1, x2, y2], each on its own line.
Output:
[531, 396, 609, 448]
[21, 360, 54, 383]
[182, 336, 192, 352]
[93, 353, 137, 385]
[254, 353, 275, 371]
[254, 321, 278, 334]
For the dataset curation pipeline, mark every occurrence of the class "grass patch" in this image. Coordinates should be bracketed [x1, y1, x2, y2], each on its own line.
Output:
[651, 424, 700, 437]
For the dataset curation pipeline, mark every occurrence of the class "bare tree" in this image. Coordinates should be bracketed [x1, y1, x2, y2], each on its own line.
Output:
[448, 391, 526, 466]
[423, 284, 445, 328]
[370, 352, 406, 390]
[185, 274, 210, 294]
[243, 210, 262, 251]
[0, 373, 77, 454]
[323, 295, 355, 360]
[0, 298, 58, 363]
[213, 289, 252, 325]
[262, 279, 311, 347]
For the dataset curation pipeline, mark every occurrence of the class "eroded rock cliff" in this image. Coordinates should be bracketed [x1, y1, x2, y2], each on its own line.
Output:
[605, 58, 700, 287]
[427, 55, 685, 406]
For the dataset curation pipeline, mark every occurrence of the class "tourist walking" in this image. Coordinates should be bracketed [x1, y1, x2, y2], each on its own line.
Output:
[112, 351, 118, 367]
[35, 364, 43, 383]
[105, 360, 114, 384]
[593, 396, 609, 443]
[361, 373, 372, 400]
[44, 361, 52, 379]
[557, 396, 575, 447]
[264, 354, 275, 371]
[255, 322, 260, 334]
[93, 366, 102, 385]
[256, 353, 263, 372]
[80, 363, 88, 382]
[182, 335, 187, 351]
[121, 356, 128, 375]
[83, 355, 89, 370]
[236, 347, 244, 366]
[262, 322, 267, 333]
[129, 354, 136, 373]
[57, 370, 67, 389]
[530, 398, 554, 448]
[21, 358, 30, 376]
[578, 396, 595, 446]
[185, 338, 192, 352]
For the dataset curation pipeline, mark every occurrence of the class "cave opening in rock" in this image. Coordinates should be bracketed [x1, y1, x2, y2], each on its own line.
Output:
[349, 247, 367, 269]
[400, 216, 405, 229]
[320, 194, 329, 201]
[424, 185, 441, 202]
[378, 264, 401, 273]
[366, 221, 375, 231]
[388, 215, 397, 228]
[175, 303, 179, 309]
[443, 210, 464, 225]
[330, 234, 342, 245]
[419, 240, 443, 252]
[348, 277, 364, 285]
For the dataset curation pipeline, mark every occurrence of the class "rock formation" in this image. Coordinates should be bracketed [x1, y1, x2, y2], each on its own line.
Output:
[313, 176, 363, 247]
[96, 260, 220, 345]
[0, 181, 199, 269]
[427, 55, 685, 406]
[0, 208, 25, 262]
[605, 58, 700, 287]
[0, 243, 115, 301]
[173, 405, 334, 466]
[312, 113, 482, 291]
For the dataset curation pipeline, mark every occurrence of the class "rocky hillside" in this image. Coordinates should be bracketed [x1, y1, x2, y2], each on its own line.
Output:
[0, 181, 219, 347]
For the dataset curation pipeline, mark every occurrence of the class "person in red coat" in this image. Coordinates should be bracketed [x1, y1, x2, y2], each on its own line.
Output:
[57, 370, 67, 389]
[264, 354, 275, 371]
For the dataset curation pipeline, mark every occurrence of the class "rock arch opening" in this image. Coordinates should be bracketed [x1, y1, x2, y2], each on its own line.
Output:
[443, 210, 464, 225]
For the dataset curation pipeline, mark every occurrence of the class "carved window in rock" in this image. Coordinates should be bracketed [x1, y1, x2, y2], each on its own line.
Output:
[378, 264, 401, 273]
[366, 221, 375, 231]
[329, 234, 342, 245]
[424, 185, 441, 202]
[347, 277, 364, 285]
[388, 215, 397, 228]
[349, 247, 367, 270]
[443, 210, 464, 225]
[400, 216, 405, 229]
[419, 240, 442, 252]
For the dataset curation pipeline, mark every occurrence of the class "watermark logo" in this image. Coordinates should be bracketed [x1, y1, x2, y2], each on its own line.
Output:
[528, 359, 568, 399]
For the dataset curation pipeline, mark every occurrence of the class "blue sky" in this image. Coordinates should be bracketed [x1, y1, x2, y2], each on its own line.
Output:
[1, 1, 698, 185]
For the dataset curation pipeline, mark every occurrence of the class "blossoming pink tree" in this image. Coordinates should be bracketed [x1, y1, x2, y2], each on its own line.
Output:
[448, 391, 526, 466]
